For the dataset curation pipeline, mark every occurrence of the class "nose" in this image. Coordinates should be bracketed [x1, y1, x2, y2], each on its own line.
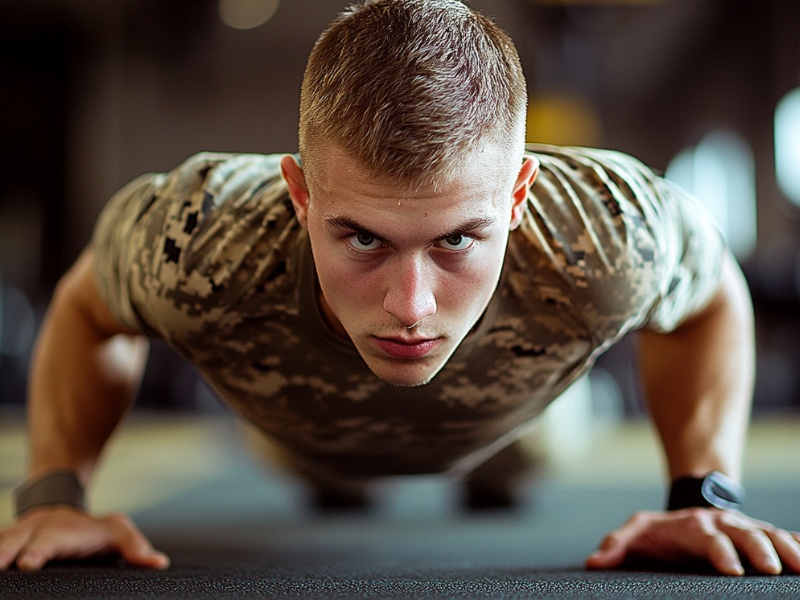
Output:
[382, 255, 437, 328]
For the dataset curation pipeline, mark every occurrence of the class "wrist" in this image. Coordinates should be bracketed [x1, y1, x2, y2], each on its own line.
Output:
[667, 471, 744, 511]
[14, 470, 86, 517]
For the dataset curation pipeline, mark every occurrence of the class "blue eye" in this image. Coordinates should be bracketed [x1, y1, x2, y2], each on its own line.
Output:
[349, 233, 383, 251]
[439, 234, 474, 251]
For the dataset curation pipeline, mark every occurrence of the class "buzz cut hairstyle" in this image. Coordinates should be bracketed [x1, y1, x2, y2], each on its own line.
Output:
[298, 0, 528, 188]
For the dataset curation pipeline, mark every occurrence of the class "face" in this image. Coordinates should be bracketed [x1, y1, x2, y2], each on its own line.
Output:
[282, 145, 538, 387]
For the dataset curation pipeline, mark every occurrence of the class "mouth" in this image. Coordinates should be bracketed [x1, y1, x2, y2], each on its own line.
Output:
[373, 335, 441, 360]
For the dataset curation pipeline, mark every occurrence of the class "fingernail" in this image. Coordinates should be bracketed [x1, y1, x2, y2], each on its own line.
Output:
[728, 562, 744, 576]
[587, 551, 605, 562]
[17, 557, 39, 572]
[764, 558, 782, 575]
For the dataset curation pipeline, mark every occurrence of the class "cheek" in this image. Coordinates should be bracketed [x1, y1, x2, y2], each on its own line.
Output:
[440, 252, 505, 311]
[458, 264, 500, 305]
[316, 254, 380, 312]
[465, 240, 507, 282]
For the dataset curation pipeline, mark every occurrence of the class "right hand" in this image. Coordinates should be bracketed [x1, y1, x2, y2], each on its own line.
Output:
[0, 507, 170, 571]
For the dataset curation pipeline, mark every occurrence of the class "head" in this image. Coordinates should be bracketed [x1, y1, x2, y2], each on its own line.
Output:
[282, 0, 538, 386]
[299, 0, 528, 187]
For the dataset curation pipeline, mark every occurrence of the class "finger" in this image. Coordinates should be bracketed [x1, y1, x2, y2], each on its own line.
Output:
[704, 531, 745, 576]
[723, 524, 782, 575]
[0, 529, 31, 571]
[104, 514, 170, 570]
[16, 536, 59, 572]
[766, 528, 800, 574]
[585, 512, 656, 570]
[14, 513, 108, 571]
[16, 523, 98, 572]
[585, 533, 628, 570]
[649, 510, 744, 575]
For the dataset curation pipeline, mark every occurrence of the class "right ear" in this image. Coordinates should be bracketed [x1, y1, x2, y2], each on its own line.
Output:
[281, 154, 310, 227]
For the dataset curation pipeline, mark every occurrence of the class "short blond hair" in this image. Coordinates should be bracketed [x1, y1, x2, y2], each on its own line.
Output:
[299, 0, 527, 187]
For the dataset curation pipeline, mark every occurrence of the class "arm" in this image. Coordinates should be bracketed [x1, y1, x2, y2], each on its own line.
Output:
[640, 250, 753, 483]
[586, 251, 800, 575]
[28, 248, 146, 483]
[0, 249, 169, 571]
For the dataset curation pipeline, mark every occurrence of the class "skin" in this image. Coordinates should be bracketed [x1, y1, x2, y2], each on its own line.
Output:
[1, 145, 798, 574]
[586, 251, 800, 575]
[280, 144, 537, 387]
[0, 250, 169, 571]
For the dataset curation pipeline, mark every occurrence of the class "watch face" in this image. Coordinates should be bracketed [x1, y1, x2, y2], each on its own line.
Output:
[667, 471, 745, 511]
[700, 471, 745, 510]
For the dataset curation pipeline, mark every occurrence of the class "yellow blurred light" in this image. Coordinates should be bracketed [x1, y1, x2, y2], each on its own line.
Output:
[526, 94, 603, 146]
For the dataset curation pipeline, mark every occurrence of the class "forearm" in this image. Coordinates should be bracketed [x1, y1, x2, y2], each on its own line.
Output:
[27, 250, 147, 486]
[638, 251, 755, 482]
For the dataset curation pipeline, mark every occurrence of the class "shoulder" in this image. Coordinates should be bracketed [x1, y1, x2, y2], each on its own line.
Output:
[513, 145, 676, 339]
[160, 152, 286, 206]
[517, 144, 725, 338]
[524, 143, 661, 200]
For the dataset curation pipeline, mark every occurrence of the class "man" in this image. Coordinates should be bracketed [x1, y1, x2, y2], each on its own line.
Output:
[1, 0, 799, 576]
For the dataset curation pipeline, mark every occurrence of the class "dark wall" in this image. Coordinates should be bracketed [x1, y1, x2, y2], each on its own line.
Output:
[1, 0, 798, 415]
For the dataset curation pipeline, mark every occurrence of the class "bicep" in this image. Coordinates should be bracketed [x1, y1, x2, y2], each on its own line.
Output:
[54, 248, 142, 340]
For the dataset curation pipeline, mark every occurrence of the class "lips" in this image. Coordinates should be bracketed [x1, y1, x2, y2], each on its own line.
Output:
[374, 336, 440, 360]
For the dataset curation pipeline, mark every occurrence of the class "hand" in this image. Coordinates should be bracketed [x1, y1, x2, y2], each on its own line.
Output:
[0, 507, 170, 571]
[586, 508, 800, 576]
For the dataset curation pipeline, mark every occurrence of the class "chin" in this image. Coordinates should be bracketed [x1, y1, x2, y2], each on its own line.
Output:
[366, 359, 444, 388]
[372, 368, 436, 388]
[383, 375, 435, 388]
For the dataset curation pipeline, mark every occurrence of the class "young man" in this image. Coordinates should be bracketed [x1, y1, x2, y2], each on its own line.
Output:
[2, 0, 799, 576]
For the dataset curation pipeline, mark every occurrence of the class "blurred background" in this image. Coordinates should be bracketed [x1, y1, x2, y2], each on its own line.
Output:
[1, 0, 799, 421]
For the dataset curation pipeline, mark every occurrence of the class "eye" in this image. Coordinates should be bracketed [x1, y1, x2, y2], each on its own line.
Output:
[348, 232, 384, 252]
[438, 233, 474, 251]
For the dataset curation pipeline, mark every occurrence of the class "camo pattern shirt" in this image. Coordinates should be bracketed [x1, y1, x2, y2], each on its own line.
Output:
[92, 144, 724, 478]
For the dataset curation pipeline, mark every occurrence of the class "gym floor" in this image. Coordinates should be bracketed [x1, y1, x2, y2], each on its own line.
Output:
[1, 408, 799, 599]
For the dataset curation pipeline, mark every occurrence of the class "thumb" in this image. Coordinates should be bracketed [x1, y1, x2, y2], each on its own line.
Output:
[585, 535, 627, 570]
[105, 513, 171, 570]
[120, 541, 170, 570]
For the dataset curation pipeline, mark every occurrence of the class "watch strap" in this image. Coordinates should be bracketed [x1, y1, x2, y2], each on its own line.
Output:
[14, 470, 86, 517]
[667, 471, 744, 511]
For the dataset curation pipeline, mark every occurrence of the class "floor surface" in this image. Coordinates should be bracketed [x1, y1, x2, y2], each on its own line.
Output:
[1, 409, 798, 599]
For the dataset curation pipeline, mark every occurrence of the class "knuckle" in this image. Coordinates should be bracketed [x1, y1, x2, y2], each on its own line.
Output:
[598, 532, 622, 550]
[680, 510, 717, 535]
[105, 512, 132, 527]
[683, 507, 709, 520]
[627, 510, 654, 526]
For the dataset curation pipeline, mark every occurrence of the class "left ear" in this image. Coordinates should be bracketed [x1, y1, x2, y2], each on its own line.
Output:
[509, 156, 539, 230]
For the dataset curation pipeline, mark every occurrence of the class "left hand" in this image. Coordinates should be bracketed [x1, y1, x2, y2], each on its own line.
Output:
[585, 508, 800, 576]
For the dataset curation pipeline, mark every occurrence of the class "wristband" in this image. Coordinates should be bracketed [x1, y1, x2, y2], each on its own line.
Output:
[667, 471, 744, 511]
[13, 470, 86, 517]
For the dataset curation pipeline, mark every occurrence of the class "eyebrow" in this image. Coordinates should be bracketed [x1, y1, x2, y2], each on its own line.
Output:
[324, 215, 496, 246]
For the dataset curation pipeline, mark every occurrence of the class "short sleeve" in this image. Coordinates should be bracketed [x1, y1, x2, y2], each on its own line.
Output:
[90, 152, 227, 337]
[525, 145, 726, 346]
[640, 175, 725, 333]
[91, 152, 293, 343]
[92, 171, 167, 335]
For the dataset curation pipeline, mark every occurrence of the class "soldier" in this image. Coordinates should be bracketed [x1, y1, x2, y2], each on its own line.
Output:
[2, 0, 799, 576]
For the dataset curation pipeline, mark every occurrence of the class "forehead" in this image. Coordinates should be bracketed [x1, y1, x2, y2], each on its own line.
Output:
[306, 144, 516, 217]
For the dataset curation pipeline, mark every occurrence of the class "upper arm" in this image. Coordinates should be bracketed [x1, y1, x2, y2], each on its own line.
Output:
[53, 248, 141, 339]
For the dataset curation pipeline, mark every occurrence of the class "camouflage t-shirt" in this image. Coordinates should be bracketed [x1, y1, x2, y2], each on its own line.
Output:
[92, 144, 724, 478]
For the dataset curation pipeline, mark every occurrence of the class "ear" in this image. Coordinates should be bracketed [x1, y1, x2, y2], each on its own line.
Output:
[281, 154, 310, 227]
[509, 156, 539, 231]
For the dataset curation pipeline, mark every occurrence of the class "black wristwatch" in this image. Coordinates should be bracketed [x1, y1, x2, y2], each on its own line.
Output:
[667, 471, 745, 511]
